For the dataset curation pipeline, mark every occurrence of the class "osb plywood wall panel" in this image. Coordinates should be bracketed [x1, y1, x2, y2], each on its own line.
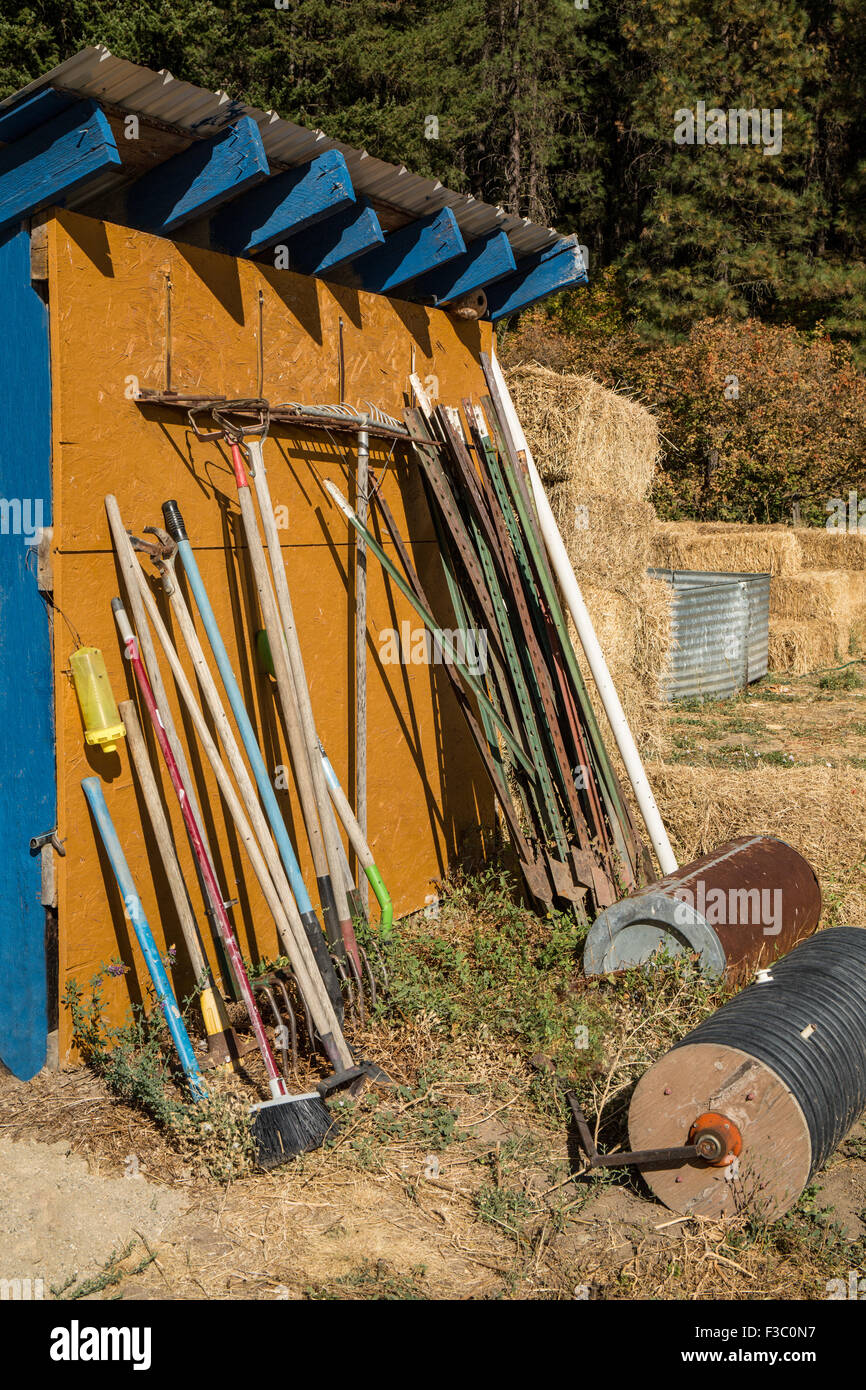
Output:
[47, 209, 495, 1052]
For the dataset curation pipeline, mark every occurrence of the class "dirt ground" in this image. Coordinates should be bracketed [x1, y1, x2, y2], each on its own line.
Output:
[1, 669, 865, 1301]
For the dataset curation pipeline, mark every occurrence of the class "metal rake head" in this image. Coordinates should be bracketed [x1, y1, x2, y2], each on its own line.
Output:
[276, 400, 404, 431]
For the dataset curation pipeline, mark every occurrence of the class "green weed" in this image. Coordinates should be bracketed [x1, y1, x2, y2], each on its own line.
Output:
[818, 667, 863, 691]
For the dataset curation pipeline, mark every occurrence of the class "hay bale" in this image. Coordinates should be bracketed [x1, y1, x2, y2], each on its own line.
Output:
[768, 571, 855, 624]
[548, 492, 655, 589]
[767, 572, 866, 670]
[571, 576, 670, 759]
[651, 522, 801, 577]
[506, 364, 659, 500]
[652, 762, 866, 926]
[795, 528, 866, 572]
[580, 583, 639, 670]
[635, 575, 673, 699]
[767, 618, 838, 675]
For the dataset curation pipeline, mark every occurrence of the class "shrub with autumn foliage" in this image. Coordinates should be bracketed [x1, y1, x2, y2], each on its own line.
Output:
[500, 292, 866, 524]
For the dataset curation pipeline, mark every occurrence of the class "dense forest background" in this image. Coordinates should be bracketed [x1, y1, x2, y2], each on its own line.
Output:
[2, 0, 864, 521]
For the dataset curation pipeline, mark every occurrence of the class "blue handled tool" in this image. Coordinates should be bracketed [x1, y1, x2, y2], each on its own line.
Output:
[81, 776, 206, 1101]
[159, 500, 343, 1014]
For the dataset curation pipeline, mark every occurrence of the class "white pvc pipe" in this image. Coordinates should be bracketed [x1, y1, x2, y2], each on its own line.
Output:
[488, 349, 678, 875]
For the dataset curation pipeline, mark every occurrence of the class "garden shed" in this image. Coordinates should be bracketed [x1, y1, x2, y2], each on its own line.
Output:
[0, 48, 586, 1079]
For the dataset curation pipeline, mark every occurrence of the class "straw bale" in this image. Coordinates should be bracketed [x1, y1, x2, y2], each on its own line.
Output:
[548, 491, 654, 589]
[767, 619, 838, 676]
[652, 762, 866, 926]
[506, 364, 659, 500]
[579, 583, 639, 671]
[651, 522, 801, 577]
[505, 364, 667, 751]
[635, 574, 673, 698]
[795, 528, 866, 572]
[570, 575, 670, 758]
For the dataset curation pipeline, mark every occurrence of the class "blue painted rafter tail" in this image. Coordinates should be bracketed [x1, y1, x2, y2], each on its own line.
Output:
[211, 148, 356, 256]
[278, 198, 385, 277]
[329, 207, 466, 295]
[0, 88, 77, 143]
[0, 99, 121, 234]
[126, 115, 270, 234]
[406, 228, 517, 305]
[485, 236, 588, 320]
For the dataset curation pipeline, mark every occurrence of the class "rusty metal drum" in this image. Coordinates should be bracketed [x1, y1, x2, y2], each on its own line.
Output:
[583, 835, 821, 981]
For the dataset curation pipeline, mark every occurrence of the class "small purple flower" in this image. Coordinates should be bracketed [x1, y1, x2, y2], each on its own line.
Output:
[105, 963, 129, 978]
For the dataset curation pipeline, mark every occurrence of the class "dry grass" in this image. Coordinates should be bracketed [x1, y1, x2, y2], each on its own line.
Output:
[652, 761, 866, 926]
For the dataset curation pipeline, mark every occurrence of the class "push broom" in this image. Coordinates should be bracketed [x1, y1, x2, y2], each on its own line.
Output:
[111, 598, 334, 1167]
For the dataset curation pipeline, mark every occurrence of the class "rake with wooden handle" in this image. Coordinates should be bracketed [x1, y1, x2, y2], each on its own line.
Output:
[243, 436, 363, 975]
[143, 513, 344, 1020]
[220, 431, 358, 974]
[106, 494, 239, 999]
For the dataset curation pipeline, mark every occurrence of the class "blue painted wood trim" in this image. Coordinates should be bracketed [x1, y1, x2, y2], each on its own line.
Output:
[0, 89, 77, 143]
[212, 148, 356, 255]
[485, 236, 588, 320]
[283, 198, 385, 276]
[0, 226, 54, 1080]
[406, 228, 516, 304]
[333, 207, 466, 293]
[0, 100, 121, 235]
[127, 116, 270, 234]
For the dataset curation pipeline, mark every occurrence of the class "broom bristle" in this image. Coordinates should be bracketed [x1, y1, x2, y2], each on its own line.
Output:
[250, 1092, 337, 1170]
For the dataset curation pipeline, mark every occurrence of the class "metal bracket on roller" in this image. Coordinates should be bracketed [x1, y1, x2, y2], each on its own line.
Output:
[567, 1093, 739, 1169]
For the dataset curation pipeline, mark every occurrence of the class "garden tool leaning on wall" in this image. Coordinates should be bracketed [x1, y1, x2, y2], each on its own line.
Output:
[323, 379, 649, 920]
[109, 600, 337, 1167]
[110, 513, 352, 1074]
[187, 405, 363, 994]
[225, 415, 384, 999]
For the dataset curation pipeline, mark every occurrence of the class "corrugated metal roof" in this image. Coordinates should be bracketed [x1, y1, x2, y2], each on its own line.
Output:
[0, 46, 560, 257]
[650, 568, 770, 700]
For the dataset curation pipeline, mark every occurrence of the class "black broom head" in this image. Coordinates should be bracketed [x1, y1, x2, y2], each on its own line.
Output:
[250, 1091, 337, 1170]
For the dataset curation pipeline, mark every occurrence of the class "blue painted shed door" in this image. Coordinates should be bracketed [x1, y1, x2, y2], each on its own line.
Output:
[0, 226, 54, 1078]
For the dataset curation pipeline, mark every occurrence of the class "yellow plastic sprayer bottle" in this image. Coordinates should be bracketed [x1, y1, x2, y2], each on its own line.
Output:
[71, 647, 126, 753]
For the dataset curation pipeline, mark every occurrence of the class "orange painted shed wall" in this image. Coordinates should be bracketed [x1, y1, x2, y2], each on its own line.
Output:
[47, 209, 495, 1053]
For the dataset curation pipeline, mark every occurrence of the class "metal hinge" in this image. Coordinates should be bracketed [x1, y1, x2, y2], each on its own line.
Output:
[36, 527, 54, 593]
